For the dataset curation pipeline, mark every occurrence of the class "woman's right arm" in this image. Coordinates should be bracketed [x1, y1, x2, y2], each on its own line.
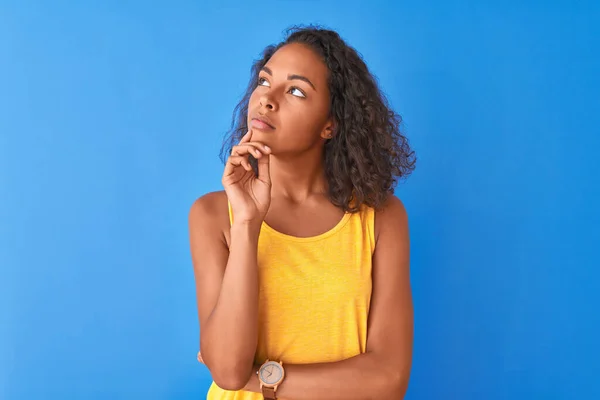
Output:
[189, 129, 272, 390]
[189, 193, 262, 391]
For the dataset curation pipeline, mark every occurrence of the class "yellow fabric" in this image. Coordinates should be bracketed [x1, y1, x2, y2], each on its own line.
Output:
[206, 201, 375, 399]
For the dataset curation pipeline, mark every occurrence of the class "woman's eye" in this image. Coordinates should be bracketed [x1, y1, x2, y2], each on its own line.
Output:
[289, 87, 306, 98]
[257, 78, 304, 98]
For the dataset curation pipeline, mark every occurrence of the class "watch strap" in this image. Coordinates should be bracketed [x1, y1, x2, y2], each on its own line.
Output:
[262, 386, 277, 400]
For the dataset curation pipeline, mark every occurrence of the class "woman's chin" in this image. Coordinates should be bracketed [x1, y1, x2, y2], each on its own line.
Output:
[250, 130, 271, 144]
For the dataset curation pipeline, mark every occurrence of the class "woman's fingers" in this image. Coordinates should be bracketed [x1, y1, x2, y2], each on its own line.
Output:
[231, 142, 271, 158]
[231, 142, 266, 158]
[239, 129, 253, 144]
[256, 151, 271, 184]
[224, 130, 271, 182]
[224, 155, 253, 176]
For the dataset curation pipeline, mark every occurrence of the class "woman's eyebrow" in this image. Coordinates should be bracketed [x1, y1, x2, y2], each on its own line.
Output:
[261, 66, 317, 91]
[288, 74, 316, 91]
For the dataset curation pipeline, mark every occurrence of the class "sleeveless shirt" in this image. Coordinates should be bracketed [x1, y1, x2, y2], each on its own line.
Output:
[206, 201, 375, 399]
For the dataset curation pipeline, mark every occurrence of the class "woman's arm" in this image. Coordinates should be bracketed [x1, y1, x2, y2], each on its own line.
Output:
[189, 191, 261, 390]
[242, 195, 413, 399]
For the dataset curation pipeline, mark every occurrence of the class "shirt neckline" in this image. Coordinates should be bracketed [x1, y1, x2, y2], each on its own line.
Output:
[261, 212, 352, 243]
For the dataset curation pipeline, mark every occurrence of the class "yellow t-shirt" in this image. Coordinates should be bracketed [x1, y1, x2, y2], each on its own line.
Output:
[206, 202, 375, 399]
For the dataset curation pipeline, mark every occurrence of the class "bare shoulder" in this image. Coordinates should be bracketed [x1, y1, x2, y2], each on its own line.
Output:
[374, 193, 409, 243]
[188, 190, 230, 243]
[189, 190, 228, 217]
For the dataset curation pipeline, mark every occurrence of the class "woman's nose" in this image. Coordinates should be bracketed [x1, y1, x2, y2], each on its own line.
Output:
[259, 94, 278, 111]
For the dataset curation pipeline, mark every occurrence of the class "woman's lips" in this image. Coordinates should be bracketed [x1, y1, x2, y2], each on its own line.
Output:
[251, 118, 275, 130]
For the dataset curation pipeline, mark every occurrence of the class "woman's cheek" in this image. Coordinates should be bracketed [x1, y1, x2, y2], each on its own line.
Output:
[248, 90, 258, 106]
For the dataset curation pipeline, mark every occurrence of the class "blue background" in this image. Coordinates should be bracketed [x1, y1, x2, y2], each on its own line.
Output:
[2, 1, 599, 399]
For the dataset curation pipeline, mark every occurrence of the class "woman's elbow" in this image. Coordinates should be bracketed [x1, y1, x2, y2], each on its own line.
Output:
[212, 374, 248, 392]
[385, 370, 410, 399]
[208, 361, 253, 391]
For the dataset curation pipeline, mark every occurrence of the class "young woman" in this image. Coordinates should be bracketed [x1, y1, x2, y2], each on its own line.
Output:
[189, 26, 416, 400]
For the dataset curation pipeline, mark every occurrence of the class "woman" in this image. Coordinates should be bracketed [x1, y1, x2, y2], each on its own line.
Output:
[189, 25, 416, 400]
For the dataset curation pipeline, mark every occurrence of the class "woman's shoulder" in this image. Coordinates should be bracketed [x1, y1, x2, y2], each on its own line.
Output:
[190, 190, 228, 214]
[188, 190, 230, 242]
[373, 193, 408, 242]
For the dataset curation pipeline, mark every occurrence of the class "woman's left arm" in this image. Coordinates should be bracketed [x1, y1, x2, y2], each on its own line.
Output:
[243, 195, 413, 400]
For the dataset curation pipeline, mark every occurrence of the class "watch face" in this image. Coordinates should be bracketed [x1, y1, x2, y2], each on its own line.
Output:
[259, 361, 284, 386]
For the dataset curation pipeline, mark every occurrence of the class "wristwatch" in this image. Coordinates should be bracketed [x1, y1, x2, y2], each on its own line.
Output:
[257, 359, 285, 399]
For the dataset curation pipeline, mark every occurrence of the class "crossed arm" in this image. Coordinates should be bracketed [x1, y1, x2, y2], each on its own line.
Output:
[241, 196, 413, 400]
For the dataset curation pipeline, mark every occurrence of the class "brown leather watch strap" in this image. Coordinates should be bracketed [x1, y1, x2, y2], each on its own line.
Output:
[262, 386, 277, 400]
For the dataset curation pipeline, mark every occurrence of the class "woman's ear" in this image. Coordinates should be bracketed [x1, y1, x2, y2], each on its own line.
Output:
[321, 119, 336, 140]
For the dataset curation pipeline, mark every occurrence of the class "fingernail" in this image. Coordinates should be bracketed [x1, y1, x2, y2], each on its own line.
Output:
[264, 145, 270, 151]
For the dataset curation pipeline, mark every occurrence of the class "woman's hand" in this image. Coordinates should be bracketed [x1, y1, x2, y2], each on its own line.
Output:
[222, 129, 272, 224]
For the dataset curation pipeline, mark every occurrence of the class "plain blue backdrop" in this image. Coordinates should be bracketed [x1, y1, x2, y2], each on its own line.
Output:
[2, 1, 599, 399]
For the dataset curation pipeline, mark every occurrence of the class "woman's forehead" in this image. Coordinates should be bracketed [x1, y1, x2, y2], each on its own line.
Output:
[266, 43, 328, 83]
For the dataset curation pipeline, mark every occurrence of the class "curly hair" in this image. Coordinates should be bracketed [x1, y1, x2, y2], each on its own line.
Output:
[220, 25, 416, 213]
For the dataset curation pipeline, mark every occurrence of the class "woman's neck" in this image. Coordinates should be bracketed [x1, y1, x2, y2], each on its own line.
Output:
[268, 152, 328, 204]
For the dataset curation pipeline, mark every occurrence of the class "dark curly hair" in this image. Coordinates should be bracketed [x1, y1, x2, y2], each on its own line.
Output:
[220, 24, 416, 213]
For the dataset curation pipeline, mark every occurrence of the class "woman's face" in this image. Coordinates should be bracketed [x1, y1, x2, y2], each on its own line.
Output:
[247, 43, 333, 155]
